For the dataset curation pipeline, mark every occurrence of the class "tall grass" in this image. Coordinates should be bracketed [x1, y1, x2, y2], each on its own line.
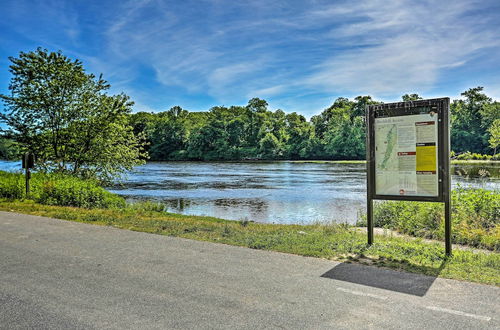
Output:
[0, 170, 124, 209]
[357, 188, 499, 250]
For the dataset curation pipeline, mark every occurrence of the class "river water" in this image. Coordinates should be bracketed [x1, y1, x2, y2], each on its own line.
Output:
[1, 160, 499, 224]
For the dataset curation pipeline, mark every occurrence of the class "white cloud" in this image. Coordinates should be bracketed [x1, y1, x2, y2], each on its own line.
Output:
[247, 84, 286, 98]
[303, 0, 500, 97]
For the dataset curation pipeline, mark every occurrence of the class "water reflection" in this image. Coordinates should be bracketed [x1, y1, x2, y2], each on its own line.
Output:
[0, 160, 498, 224]
[107, 161, 499, 224]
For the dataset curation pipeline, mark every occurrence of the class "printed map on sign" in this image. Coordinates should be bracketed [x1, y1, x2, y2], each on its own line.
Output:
[376, 124, 398, 171]
[374, 113, 438, 197]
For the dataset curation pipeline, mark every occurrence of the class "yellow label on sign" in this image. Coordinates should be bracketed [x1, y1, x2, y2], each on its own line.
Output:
[416, 145, 437, 172]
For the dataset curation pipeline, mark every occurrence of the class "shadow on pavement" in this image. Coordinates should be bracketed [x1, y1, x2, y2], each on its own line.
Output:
[321, 262, 446, 297]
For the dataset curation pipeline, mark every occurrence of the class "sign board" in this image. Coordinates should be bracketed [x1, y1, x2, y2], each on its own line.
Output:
[375, 113, 439, 197]
[22, 153, 35, 169]
[366, 98, 452, 254]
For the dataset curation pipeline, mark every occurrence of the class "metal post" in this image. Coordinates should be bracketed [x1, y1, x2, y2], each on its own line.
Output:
[365, 104, 374, 246]
[444, 203, 452, 257]
[367, 198, 373, 245]
[25, 165, 30, 196]
[442, 98, 452, 256]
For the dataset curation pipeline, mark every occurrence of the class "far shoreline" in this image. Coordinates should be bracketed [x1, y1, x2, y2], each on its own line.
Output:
[140, 159, 500, 165]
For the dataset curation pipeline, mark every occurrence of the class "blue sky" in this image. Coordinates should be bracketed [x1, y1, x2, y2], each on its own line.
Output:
[1, 0, 500, 117]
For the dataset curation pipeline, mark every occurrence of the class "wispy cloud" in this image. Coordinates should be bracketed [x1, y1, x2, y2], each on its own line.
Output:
[1, 0, 499, 115]
[304, 0, 500, 97]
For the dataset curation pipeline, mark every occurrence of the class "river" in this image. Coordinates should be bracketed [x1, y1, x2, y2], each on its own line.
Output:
[1, 160, 499, 224]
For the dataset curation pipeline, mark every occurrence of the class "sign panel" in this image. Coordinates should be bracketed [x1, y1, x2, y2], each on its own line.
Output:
[374, 113, 439, 196]
[366, 98, 450, 203]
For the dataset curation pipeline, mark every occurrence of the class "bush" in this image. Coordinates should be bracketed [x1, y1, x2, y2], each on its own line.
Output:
[358, 188, 500, 250]
[0, 171, 25, 199]
[0, 170, 125, 209]
[454, 151, 493, 160]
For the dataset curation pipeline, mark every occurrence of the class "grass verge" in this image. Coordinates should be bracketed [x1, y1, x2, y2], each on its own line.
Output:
[0, 199, 498, 286]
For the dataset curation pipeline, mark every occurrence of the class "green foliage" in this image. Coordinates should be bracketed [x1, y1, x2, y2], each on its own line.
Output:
[0, 137, 20, 160]
[324, 116, 365, 159]
[402, 93, 423, 101]
[450, 87, 498, 154]
[358, 189, 500, 250]
[0, 170, 124, 209]
[453, 151, 500, 161]
[259, 133, 283, 158]
[488, 119, 500, 155]
[0, 48, 146, 182]
[117, 88, 498, 161]
[0, 171, 25, 198]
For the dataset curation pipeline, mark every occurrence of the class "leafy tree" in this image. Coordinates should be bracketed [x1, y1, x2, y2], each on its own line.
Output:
[451, 87, 492, 154]
[402, 93, 423, 101]
[481, 102, 500, 130]
[488, 119, 500, 155]
[351, 95, 378, 119]
[0, 137, 19, 160]
[284, 112, 312, 159]
[324, 117, 365, 159]
[149, 106, 189, 160]
[0, 48, 146, 182]
[259, 132, 283, 158]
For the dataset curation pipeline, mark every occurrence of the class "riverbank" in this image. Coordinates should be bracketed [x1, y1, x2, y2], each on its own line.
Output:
[0, 199, 498, 286]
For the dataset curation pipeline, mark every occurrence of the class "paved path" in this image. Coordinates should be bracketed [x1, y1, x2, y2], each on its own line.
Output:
[0, 211, 498, 329]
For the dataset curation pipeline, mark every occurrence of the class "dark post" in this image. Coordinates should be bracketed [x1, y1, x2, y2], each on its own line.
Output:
[25, 167, 30, 196]
[24, 153, 30, 196]
[22, 152, 34, 197]
[367, 198, 373, 245]
[365, 105, 374, 245]
[442, 98, 452, 256]
[444, 197, 451, 255]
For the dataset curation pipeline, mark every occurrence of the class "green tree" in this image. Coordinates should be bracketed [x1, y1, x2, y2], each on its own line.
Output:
[284, 112, 312, 159]
[259, 132, 283, 158]
[0, 137, 19, 160]
[324, 117, 365, 159]
[451, 87, 492, 154]
[402, 93, 423, 101]
[0, 48, 146, 182]
[149, 106, 190, 160]
[488, 119, 500, 155]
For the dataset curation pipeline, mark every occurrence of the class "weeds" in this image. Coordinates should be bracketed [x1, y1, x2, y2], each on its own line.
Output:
[357, 188, 499, 250]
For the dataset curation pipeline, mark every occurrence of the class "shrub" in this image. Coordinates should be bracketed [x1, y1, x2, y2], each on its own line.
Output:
[0, 170, 124, 209]
[0, 171, 25, 199]
[358, 188, 499, 250]
[454, 151, 493, 160]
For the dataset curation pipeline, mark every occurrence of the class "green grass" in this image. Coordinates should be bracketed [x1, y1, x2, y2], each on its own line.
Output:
[357, 188, 500, 250]
[0, 199, 498, 286]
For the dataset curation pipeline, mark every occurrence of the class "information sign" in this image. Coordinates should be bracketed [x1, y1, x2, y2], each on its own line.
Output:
[375, 113, 439, 197]
[366, 98, 452, 255]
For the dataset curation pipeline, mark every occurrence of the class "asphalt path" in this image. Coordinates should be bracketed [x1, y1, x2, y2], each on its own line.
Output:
[0, 211, 498, 329]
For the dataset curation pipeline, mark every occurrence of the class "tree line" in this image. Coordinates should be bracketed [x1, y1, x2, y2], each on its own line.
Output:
[130, 89, 500, 161]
